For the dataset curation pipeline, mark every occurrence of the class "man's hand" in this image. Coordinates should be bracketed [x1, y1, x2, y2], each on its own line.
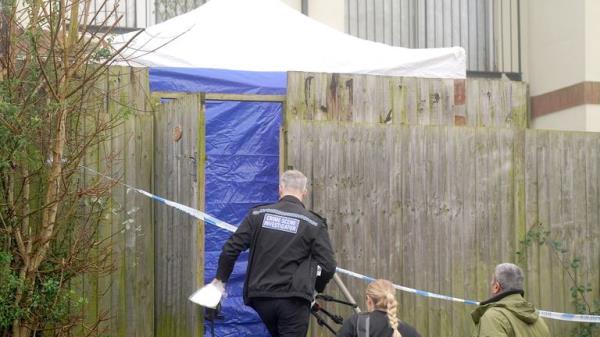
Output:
[189, 279, 225, 308]
[310, 290, 318, 308]
[211, 279, 225, 294]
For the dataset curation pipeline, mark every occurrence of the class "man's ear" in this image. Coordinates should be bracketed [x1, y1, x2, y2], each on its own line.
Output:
[491, 280, 502, 295]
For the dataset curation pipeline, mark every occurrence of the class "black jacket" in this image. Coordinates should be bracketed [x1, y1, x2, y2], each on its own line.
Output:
[336, 311, 421, 337]
[216, 195, 337, 303]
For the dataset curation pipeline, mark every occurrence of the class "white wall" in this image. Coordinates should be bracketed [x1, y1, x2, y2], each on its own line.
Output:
[280, 0, 345, 32]
[586, 106, 600, 132]
[307, 0, 344, 32]
[525, 0, 586, 96]
[532, 105, 600, 133]
[519, 0, 529, 84]
[583, 2, 599, 140]
[281, 0, 301, 11]
[532, 106, 588, 131]
[524, 0, 600, 132]
[585, 0, 600, 82]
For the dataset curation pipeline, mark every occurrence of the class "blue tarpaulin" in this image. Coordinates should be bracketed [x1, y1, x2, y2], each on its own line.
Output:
[150, 68, 286, 337]
[150, 67, 286, 95]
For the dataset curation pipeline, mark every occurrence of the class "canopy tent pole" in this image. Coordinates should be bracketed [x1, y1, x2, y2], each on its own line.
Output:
[333, 274, 361, 313]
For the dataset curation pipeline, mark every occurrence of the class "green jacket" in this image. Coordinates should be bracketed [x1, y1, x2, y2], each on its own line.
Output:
[471, 291, 551, 337]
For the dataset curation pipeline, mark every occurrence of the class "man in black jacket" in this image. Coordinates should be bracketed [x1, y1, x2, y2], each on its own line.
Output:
[210, 169, 337, 337]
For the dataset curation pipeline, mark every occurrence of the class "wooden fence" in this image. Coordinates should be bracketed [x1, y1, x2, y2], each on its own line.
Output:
[288, 123, 600, 337]
[78, 68, 600, 337]
[78, 69, 205, 337]
[286, 71, 528, 128]
[153, 94, 205, 337]
[285, 73, 600, 337]
[78, 66, 154, 337]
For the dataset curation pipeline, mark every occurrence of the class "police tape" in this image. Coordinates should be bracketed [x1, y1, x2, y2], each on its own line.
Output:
[335, 266, 600, 323]
[81, 166, 600, 324]
[538, 311, 600, 323]
[334, 267, 480, 306]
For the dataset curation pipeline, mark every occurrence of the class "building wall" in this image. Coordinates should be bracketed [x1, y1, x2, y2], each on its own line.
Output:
[344, 0, 520, 74]
[308, 0, 345, 32]
[281, 0, 345, 32]
[524, 0, 585, 97]
[585, 0, 600, 83]
[525, 0, 600, 131]
[532, 106, 587, 131]
[533, 105, 600, 133]
[585, 106, 600, 132]
[282, 0, 301, 11]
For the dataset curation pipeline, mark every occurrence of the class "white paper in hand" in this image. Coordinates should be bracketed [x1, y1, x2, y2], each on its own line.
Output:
[189, 283, 223, 309]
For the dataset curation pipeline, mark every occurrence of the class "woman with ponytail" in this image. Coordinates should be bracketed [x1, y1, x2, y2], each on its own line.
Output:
[336, 279, 421, 337]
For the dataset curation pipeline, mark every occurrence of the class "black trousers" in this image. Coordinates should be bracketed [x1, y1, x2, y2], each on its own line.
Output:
[250, 297, 311, 337]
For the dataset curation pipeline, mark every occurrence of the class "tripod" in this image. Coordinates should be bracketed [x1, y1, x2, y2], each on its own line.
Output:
[201, 294, 358, 336]
[311, 294, 359, 336]
[204, 303, 223, 337]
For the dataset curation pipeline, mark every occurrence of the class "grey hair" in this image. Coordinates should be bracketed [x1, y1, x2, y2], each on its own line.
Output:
[280, 170, 307, 192]
[494, 263, 524, 292]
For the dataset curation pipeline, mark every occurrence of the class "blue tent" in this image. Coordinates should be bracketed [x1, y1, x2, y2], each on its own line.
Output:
[151, 67, 286, 337]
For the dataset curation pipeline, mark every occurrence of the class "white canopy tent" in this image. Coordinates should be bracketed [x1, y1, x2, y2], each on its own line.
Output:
[113, 0, 466, 78]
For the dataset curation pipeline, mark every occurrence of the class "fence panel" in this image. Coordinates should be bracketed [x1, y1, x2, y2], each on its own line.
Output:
[286, 72, 527, 128]
[153, 94, 204, 337]
[287, 121, 600, 337]
[75, 67, 154, 337]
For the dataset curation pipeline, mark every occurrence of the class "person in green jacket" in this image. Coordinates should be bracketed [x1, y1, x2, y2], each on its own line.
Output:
[471, 263, 551, 337]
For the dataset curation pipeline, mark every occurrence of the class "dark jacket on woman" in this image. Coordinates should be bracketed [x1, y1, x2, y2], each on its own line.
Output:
[336, 310, 421, 337]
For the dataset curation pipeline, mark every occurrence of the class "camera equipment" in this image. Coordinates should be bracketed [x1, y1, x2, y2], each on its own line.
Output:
[311, 294, 359, 336]
[189, 283, 225, 337]
[204, 303, 223, 337]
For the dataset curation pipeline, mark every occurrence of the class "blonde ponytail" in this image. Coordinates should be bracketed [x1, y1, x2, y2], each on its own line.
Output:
[366, 279, 402, 337]
[385, 292, 401, 337]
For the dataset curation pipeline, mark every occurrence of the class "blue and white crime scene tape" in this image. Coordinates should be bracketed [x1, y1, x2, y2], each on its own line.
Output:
[82, 166, 600, 324]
